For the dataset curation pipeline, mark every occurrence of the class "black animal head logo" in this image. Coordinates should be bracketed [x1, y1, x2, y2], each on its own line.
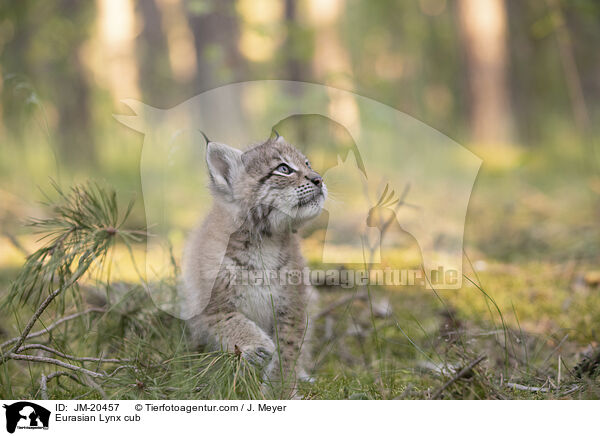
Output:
[2, 402, 50, 433]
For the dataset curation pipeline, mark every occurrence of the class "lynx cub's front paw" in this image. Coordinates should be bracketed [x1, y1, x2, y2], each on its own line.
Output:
[237, 339, 275, 368]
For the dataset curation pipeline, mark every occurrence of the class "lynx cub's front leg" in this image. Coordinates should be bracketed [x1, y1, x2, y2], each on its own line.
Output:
[265, 306, 311, 396]
[199, 310, 275, 367]
[182, 134, 326, 393]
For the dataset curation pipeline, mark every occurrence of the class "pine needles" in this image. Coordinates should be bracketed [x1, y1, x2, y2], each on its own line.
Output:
[5, 181, 138, 308]
[0, 180, 266, 400]
[0, 181, 142, 384]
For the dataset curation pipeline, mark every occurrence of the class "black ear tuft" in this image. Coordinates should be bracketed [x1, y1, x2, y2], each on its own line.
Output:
[270, 129, 285, 144]
[198, 130, 211, 146]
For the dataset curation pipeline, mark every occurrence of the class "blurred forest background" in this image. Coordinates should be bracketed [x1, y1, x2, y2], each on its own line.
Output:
[1, 0, 600, 399]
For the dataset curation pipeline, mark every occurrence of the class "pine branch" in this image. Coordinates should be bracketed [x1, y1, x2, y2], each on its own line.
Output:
[40, 371, 85, 400]
[0, 308, 106, 349]
[7, 353, 105, 378]
[4, 181, 139, 309]
[4, 273, 83, 361]
[18, 344, 130, 364]
[0, 181, 146, 395]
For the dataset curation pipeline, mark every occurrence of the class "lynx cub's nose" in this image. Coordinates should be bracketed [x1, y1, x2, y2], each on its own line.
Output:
[310, 176, 323, 187]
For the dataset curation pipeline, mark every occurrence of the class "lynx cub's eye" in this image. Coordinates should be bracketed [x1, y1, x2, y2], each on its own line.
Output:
[274, 163, 293, 175]
[305, 160, 311, 169]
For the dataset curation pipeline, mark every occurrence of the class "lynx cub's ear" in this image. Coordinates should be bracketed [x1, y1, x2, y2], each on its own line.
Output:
[206, 142, 243, 198]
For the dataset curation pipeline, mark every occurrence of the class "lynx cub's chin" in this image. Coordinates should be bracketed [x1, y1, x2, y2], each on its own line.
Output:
[182, 134, 326, 396]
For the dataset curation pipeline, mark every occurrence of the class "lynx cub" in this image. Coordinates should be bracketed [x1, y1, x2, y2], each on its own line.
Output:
[182, 134, 326, 394]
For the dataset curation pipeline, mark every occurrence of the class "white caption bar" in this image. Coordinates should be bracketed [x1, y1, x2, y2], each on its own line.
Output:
[0, 400, 594, 436]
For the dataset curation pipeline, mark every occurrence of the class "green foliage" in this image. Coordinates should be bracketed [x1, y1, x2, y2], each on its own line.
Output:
[0, 0, 599, 400]
[0, 181, 268, 400]
[4, 181, 137, 309]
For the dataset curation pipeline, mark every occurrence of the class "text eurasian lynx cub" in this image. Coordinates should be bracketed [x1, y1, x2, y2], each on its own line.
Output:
[182, 133, 326, 395]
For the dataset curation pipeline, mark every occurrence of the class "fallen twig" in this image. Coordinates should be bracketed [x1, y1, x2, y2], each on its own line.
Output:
[18, 344, 129, 364]
[559, 384, 582, 397]
[8, 353, 105, 378]
[1, 308, 106, 349]
[40, 373, 48, 400]
[38, 371, 83, 400]
[506, 382, 549, 393]
[432, 354, 486, 399]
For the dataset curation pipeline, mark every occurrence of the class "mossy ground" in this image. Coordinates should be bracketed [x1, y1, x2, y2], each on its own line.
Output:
[0, 143, 599, 400]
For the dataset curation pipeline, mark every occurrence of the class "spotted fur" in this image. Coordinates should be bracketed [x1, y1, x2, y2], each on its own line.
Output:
[182, 135, 326, 397]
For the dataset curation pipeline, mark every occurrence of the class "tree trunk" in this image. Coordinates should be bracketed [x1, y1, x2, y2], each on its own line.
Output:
[457, 0, 512, 145]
